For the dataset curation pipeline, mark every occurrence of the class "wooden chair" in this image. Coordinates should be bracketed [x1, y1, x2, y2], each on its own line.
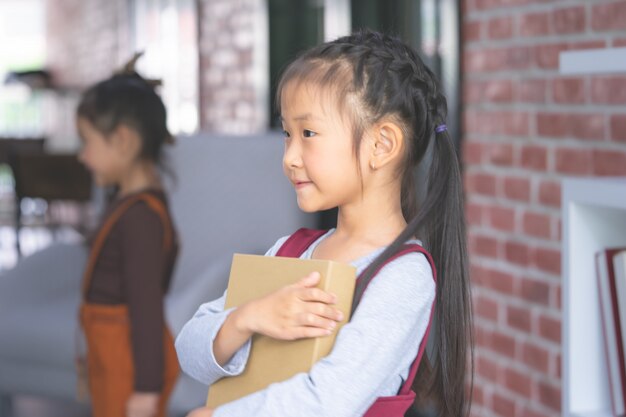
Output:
[8, 152, 92, 256]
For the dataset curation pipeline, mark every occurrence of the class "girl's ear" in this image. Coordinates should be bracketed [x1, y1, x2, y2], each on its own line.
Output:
[369, 121, 404, 171]
[111, 124, 141, 159]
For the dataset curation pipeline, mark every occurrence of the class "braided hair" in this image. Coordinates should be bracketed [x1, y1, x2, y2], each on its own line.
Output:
[77, 53, 173, 168]
[277, 30, 472, 417]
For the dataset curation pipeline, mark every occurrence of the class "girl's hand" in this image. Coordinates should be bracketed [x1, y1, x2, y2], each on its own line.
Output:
[126, 392, 159, 417]
[240, 272, 344, 340]
[186, 407, 214, 417]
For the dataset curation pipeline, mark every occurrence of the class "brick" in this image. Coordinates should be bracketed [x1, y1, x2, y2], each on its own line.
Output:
[593, 150, 626, 176]
[593, 1, 626, 31]
[504, 366, 532, 396]
[519, 79, 547, 103]
[616, 38, 626, 47]
[493, 392, 516, 417]
[503, 176, 531, 202]
[520, 406, 553, 417]
[507, 305, 532, 332]
[555, 148, 593, 175]
[520, 12, 550, 37]
[555, 352, 562, 379]
[464, 21, 482, 42]
[493, 330, 517, 359]
[506, 46, 532, 70]
[473, 234, 500, 258]
[538, 380, 561, 412]
[539, 313, 561, 344]
[523, 211, 552, 239]
[534, 43, 568, 69]
[465, 172, 497, 196]
[464, 83, 484, 104]
[521, 145, 548, 171]
[552, 78, 586, 104]
[475, 293, 499, 322]
[465, 110, 529, 136]
[487, 143, 515, 166]
[611, 114, 626, 142]
[537, 112, 567, 138]
[532, 247, 561, 275]
[476, 352, 499, 380]
[463, 140, 483, 164]
[539, 180, 561, 208]
[538, 113, 604, 140]
[521, 340, 550, 373]
[488, 16, 514, 39]
[521, 278, 551, 307]
[505, 241, 530, 266]
[553, 6, 586, 34]
[484, 79, 514, 102]
[466, 202, 484, 226]
[463, 49, 505, 73]
[473, 264, 516, 296]
[591, 76, 626, 105]
[568, 113, 605, 140]
[489, 206, 516, 232]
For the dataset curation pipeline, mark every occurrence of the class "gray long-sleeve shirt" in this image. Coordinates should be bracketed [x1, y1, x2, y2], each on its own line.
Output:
[175, 230, 435, 417]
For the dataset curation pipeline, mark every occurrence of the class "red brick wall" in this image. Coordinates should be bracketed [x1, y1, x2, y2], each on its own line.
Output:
[46, 0, 131, 87]
[463, 1, 626, 416]
[197, 0, 265, 133]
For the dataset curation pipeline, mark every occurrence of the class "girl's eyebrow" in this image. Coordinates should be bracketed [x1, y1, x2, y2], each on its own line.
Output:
[280, 113, 317, 122]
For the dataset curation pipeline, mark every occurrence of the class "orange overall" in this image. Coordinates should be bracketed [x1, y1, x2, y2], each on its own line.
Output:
[79, 193, 180, 417]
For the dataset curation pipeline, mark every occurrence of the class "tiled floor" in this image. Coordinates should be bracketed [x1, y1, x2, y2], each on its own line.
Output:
[8, 396, 90, 417]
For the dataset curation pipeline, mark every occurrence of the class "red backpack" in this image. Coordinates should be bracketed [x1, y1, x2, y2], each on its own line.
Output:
[275, 228, 437, 417]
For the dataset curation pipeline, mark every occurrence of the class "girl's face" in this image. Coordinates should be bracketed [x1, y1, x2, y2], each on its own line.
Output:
[281, 81, 367, 212]
[77, 117, 128, 186]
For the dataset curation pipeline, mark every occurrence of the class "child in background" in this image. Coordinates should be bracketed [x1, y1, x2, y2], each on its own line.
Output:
[77, 60, 180, 417]
[176, 30, 472, 417]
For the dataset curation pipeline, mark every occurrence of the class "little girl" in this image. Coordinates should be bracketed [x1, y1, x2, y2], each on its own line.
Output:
[176, 30, 472, 417]
[77, 65, 180, 417]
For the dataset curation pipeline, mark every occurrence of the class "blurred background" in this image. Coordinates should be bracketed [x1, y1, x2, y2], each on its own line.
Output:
[0, 1, 625, 417]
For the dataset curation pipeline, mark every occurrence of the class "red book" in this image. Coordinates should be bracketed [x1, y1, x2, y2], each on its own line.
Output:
[597, 247, 626, 416]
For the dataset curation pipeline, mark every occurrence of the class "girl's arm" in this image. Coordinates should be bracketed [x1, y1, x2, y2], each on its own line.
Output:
[122, 205, 168, 393]
[176, 236, 343, 385]
[212, 252, 435, 417]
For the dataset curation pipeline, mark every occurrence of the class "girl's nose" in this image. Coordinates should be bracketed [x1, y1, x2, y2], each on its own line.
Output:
[282, 138, 302, 169]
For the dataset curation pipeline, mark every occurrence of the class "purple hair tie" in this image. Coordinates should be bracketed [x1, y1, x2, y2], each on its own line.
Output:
[435, 124, 447, 134]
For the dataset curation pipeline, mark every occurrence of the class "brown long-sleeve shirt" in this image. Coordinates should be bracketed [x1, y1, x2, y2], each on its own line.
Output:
[85, 189, 179, 392]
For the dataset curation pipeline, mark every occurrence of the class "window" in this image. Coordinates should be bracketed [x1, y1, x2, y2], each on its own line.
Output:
[129, 0, 199, 135]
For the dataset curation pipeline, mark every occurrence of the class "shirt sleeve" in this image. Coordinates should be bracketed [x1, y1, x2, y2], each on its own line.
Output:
[213, 252, 435, 417]
[120, 204, 167, 392]
[174, 236, 290, 385]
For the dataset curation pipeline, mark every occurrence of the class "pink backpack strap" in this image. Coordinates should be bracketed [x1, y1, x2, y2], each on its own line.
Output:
[275, 228, 328, 257]
[276, 230, 437, 397]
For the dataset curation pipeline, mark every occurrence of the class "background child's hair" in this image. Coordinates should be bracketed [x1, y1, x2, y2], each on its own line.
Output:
[276, 30, 472, 417]
[77, 69, 173, 168]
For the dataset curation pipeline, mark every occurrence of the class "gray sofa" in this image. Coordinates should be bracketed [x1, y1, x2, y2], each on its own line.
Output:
[0, 133, 315, 416]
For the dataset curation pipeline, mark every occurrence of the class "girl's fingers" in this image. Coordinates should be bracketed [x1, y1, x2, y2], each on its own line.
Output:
[297, 312, 339, 330]
[307, 301, 344, 322]
[295, 271, 321, 288]
[298, 287, 337, 305]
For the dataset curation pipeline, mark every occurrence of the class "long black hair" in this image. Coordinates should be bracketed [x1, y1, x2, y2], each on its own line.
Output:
[277, 30, 472, 417]
[77, 71, 173, 168]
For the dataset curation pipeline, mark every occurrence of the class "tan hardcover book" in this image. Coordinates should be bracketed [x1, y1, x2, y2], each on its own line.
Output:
[206, 253, 356, 408]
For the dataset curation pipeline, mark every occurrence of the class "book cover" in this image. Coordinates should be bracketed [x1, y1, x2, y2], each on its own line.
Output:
[597, 248, 626, 416]
[206, 254, 356, 408]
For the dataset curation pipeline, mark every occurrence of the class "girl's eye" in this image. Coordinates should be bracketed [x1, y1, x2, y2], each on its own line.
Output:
[282, 130, 290, 138]
[303, 129, 317, 138]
